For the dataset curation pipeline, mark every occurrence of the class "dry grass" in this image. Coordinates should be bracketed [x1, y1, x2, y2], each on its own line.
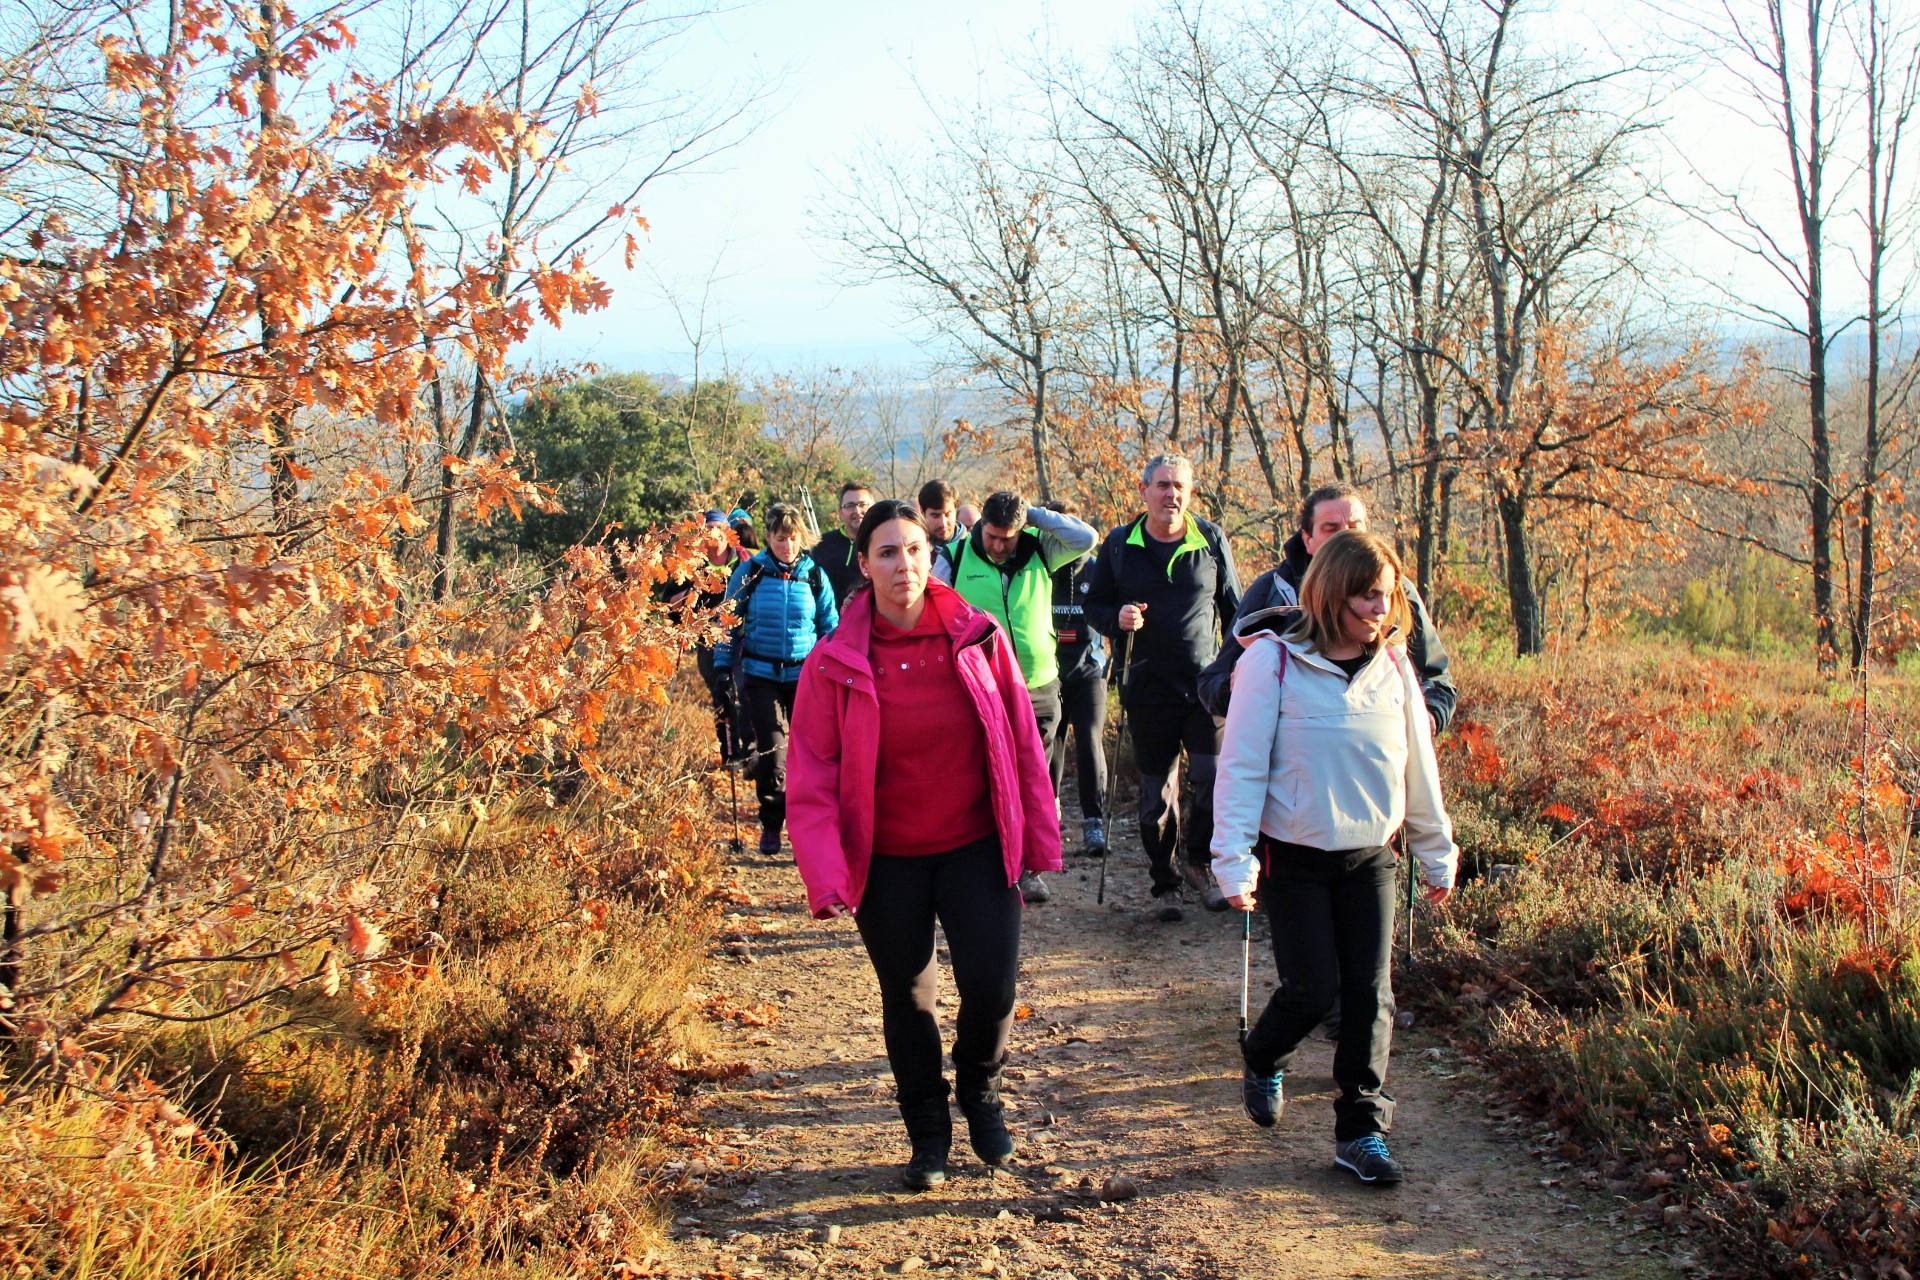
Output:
[3, 684, 740, 1280]
[1416, 636, 1920, 1277]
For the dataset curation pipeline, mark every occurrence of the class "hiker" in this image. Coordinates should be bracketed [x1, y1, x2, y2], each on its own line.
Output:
[811, 479, 875, 605]
[956, 501, 980, 536]
[1210, 531, 1458, 1188]
[1197, 482, 1455, 731]
[1082, 453, 1242, 921]
[675, 509, 756, 764]
[944, 490, 1096, 904]
[1044, 500, 1110, 860]
[1196, 484, 1457, 1039]
[787, 499, 1062, 1191]
[919, 478, 963, 583]
[715, 503, 839, 856]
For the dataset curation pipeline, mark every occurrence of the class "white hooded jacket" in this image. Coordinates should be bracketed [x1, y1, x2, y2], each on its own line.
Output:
[1209, 629, 1459, 899]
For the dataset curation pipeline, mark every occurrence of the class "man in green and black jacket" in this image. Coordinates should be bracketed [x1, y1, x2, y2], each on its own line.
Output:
[945, 490, 1096, 904]
[1082, 453, 1241, 922]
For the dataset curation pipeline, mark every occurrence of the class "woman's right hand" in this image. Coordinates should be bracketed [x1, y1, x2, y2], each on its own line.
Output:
[819, 901, 850, 919]
[1227, 891, 1258, 912]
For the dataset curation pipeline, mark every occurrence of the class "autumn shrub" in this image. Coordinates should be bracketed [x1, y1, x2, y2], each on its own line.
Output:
[1417, 641, 1920, 1277]
[0, 7, 755, 1276]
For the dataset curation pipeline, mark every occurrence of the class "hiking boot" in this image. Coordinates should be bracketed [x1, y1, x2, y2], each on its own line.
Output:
[1182, 862, 1228, 912]
[903, 1143, 949, 1191]
[899, 1095, 952, 1191]
[1018, 871, 1050, 905]
[757, 827, 782, 858]
[1082, 818, 1107, 859]
[1151, 887, 1185, 923]
[956, 1059, 1014, 1168]
[1334, 1135, 1404, 1186]
[1241, 1064, 1284, 1128]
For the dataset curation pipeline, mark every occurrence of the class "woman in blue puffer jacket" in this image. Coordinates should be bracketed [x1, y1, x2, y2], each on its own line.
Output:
[715, 502, 839, 855]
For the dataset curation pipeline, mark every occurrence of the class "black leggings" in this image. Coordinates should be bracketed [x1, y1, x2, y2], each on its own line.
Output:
[743, 676, 794, 835]
[1048, 666, 1108, 823]
[854, 836, 1023, 1108]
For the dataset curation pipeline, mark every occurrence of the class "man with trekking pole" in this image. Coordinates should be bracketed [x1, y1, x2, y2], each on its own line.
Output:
[1082, 453, 1241, 923]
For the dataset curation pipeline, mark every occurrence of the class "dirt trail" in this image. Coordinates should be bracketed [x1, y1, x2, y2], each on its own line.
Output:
[653, 830, 1689, 1280]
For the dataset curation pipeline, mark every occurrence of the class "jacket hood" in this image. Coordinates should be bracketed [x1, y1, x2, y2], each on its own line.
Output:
[1280, 530, 1312, 584]
[1233, 603, 1300, 642]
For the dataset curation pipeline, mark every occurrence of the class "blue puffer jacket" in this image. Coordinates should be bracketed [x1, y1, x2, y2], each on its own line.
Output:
[714, 549, 839, 683]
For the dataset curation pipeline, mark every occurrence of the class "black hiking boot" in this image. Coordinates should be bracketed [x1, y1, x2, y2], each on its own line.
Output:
[955, 1057, 1014, 1168]
[899, 1095, 952, 1191]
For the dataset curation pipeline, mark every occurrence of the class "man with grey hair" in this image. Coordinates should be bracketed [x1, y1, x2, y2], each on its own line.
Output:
[1083, 453, 1242, 922]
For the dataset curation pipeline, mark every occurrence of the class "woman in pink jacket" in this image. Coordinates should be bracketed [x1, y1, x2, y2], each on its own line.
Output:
[788, 499, 1063, 1191]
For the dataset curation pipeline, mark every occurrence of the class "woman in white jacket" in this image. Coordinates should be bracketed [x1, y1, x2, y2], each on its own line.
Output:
[1210, 530, 1458, 1188]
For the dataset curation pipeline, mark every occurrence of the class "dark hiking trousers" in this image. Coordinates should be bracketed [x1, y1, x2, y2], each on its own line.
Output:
[743, 676, 795, 836]
[854, 836, 1023, 1111]
[1242, 841, 1398, 1141]
[1028, 678, 1063, 780]
[699, 647, 748, 762]
[1127, 700, 1222, 894]
[1048, 666, 1108, 824]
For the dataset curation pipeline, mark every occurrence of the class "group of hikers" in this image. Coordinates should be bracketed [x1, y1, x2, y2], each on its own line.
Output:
[671, 454, 1462, 1193]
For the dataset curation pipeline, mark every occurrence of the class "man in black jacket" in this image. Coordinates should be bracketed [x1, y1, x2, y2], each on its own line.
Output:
[811, 479, 874, 605]
[1083, 453, 1242, 922]
[1196, 483, 1456, 731]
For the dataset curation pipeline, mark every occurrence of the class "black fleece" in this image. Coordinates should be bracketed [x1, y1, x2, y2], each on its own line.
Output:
[1081, 514, 1241, 708]
[812, 528, 863, 606]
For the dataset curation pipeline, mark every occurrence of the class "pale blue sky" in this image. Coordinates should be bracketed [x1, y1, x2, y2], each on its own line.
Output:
[545, 0, 1150, 376]
[534, 0, 1884, 380]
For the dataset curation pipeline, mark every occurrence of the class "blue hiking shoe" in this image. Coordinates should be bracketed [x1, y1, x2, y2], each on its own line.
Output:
[1334, 1135, 1404, 1186]
[1241, 1064, 1283, 1128]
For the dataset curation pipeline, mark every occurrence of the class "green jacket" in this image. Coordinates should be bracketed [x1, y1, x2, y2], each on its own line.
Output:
[947, 506, 1096, 689]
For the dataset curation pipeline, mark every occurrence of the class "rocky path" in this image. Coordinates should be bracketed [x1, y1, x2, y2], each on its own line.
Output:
[652, 831, 1688, 1280]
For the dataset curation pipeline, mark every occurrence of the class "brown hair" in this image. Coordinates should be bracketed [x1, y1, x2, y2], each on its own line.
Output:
[917, 478, 957, 510]
[1288, 531, 1411, 655]
[851, 499, 931, 595]
[1298, 482, 1365, 534]
[763, 502, 812, 547]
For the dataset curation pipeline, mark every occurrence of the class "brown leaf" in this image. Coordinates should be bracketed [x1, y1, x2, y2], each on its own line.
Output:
[340, 912, 385, 959]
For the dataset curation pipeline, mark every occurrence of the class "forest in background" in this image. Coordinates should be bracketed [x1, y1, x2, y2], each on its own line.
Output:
[2, 0, 1919, 1277]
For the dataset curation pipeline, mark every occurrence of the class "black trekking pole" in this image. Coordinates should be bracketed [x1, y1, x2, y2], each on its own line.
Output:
[1099, 627, 1134, 906]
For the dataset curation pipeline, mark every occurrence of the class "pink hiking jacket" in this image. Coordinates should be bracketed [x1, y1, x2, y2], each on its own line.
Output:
[787, 581, 1064, 919]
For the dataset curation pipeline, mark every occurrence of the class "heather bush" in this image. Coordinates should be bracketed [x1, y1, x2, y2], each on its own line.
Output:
[1419, 643, 1920, 1276]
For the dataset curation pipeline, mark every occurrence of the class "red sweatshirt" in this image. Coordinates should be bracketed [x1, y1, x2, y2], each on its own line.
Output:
[869, 592, 995, 855]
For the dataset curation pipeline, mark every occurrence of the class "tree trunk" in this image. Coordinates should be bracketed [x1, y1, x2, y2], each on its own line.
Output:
[1497, 487, 1543, 655]
[1807, 317, 1837, 671]
[1413, 373, 1442, 601]
[258, 0, 298, 534]
[1031, 356, 1053, 501]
